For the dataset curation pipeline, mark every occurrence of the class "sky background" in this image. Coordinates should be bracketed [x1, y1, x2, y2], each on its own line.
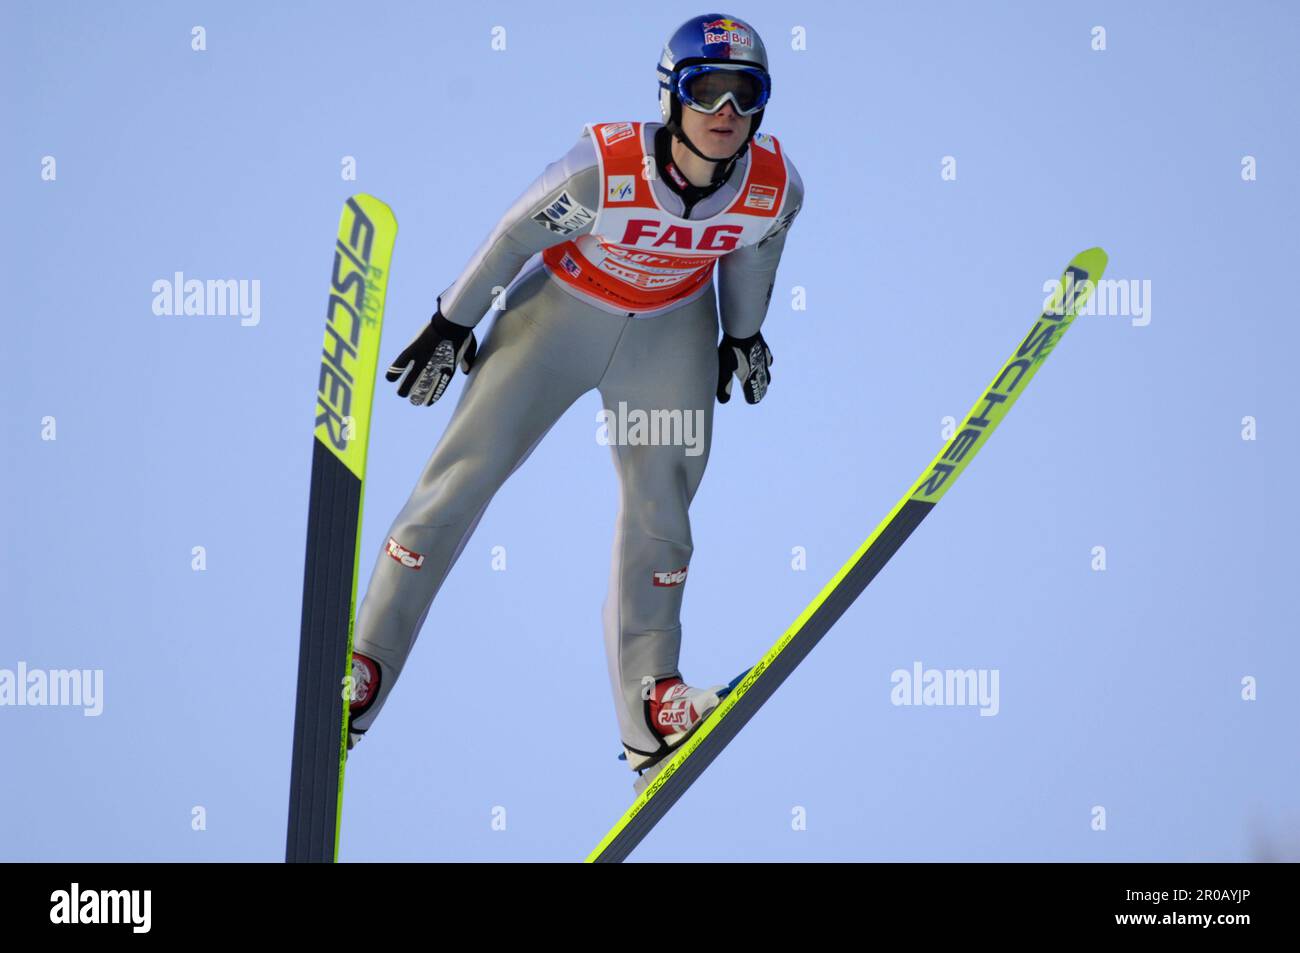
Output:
[4, 1, 1297, 862]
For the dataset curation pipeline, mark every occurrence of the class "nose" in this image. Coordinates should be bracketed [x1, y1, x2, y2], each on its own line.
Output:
[715, 101, 738, 120]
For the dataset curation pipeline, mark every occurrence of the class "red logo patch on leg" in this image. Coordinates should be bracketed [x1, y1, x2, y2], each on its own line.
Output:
[386, 536, 426, 570]
[652, 566, 688, 587]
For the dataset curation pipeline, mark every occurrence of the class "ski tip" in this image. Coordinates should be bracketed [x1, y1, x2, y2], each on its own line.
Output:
[1070, 247, 1108, 279]
[347, 193, 398, 229]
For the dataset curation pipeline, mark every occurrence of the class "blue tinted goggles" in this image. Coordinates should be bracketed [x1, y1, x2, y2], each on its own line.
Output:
[674, 64, 770, 116]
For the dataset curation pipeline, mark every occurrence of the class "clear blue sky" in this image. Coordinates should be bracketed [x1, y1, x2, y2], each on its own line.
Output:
[4, 0, 1297, 861]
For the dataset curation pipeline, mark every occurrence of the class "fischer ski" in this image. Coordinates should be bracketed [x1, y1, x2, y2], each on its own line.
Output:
[286, 194, 397, 863]
[588, 247, 1108, 863]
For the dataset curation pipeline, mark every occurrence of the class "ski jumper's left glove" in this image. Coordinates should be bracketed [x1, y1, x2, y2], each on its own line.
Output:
[386, 311, 478, 406]
[716, 330, 773, 404]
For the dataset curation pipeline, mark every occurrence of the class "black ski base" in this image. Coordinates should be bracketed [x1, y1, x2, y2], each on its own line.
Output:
[286, 439, 362, 863]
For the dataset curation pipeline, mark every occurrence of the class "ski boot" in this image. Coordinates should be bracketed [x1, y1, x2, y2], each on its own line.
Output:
[623, 676, 727, 794]
[345, 651, 382, 754]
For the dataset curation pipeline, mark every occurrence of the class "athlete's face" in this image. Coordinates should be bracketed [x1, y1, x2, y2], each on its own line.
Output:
[680, 100, 752, 160]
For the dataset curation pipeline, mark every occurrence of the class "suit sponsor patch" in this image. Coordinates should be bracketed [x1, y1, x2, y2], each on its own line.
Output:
[607, 174, 636, 203]
[652, 566, 689, 587]
[743, 184, 779, 211]
[600, 122, 635, 145]
[386, 536, 426, 570]
[532, 190, 596, 235]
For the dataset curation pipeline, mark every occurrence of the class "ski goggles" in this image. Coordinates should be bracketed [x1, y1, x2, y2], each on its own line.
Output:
[672, 64, 770, 116]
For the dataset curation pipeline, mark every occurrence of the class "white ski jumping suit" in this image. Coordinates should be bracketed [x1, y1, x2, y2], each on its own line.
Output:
[351, 120, 803, 760]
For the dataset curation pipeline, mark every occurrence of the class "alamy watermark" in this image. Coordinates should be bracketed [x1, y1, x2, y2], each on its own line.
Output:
[891, 661, 1000, 716]
[49, 883, 150, 933]
[152, 272, 261, 327]
[596, 401, 706, 457]
[1044, 275, 1151, 327]
[0, 662, 103, 716]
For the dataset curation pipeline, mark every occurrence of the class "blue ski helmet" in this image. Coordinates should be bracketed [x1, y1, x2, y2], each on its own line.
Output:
[657, 14, 771, 162]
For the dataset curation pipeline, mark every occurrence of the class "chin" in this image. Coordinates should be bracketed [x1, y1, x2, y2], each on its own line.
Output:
[705, 138, 738, 159]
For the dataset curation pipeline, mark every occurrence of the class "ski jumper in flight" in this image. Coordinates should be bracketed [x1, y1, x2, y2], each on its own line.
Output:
[347, 12, 804, 775]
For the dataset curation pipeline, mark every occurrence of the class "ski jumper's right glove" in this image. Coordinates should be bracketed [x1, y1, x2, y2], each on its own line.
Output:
[386, 311, 478, 406]
[716, 330, 773, 404]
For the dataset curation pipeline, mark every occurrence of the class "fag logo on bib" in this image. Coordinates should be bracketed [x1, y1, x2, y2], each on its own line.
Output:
[386, 536, 426, 570]
[652, 566, 689, 587]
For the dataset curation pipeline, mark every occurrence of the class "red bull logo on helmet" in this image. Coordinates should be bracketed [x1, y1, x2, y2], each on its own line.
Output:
[700, 17, 753, 51]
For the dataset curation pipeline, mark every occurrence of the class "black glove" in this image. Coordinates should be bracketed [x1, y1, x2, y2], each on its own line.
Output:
[716, 330, 773, 404]
[386, 311, 478, 406]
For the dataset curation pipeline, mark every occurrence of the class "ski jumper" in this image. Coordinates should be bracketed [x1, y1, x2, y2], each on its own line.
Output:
[351, 121, 804, 757]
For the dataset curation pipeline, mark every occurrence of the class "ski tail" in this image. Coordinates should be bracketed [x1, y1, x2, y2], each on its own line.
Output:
[587, 248, 1108, 862]
[286, 195, 397, 863]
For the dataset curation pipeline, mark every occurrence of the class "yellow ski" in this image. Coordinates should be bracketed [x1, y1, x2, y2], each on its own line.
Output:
[588, 248, 1108, 862]
[287, 195, 397, 863]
